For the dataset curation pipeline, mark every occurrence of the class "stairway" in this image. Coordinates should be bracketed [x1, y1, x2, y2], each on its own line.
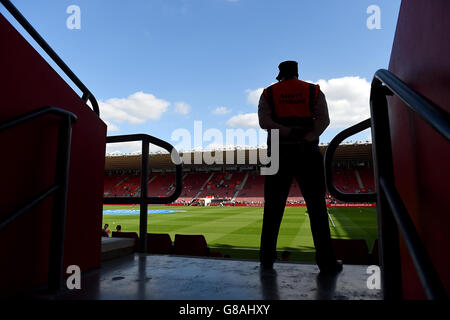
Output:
[231, 172, 249, 201]
[354, 169, 364, 189]
[57, 253, 382, 300]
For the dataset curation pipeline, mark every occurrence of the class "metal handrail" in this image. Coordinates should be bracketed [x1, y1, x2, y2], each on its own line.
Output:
[104, 134, 183, 252]
[374, 69, 450, 141]
[0, 0, 100, 116]
[0, 185, 59, 231]
[324, 118, 376, 203]
[379, 177, 447, 300]
[370, 69, 449, 300]
[0, 106, 77, 133]
[325, 68, 448, 299]
[0, 106, 77, 293]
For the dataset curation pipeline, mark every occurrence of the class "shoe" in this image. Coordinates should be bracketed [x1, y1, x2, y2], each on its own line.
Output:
[260, 261, 274, 270]
[319, 260, 343, 275]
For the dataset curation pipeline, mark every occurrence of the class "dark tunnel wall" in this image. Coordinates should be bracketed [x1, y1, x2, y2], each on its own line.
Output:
[387, 0, 450, 299]
[0, 13, 106, 296]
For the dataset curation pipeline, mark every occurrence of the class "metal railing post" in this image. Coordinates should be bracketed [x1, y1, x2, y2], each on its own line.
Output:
[104, 134, 183, 254]
[324, 118, 376, 203]
[320, 69, 448, 299]
[1, 107, 78, 293]
[139, 140, 149, 253]
[370, 78, 403, 300]
[48, 114, 73, 292]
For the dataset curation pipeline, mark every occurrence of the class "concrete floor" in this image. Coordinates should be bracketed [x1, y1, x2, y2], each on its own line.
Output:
[59, 254, 382, 300]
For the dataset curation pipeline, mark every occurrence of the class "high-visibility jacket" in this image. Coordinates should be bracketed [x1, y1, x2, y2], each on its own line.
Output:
[263, 79, 319, 128]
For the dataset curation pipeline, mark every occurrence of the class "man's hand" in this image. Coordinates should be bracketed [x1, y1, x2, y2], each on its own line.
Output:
[288, 128, 318, 142]
[288, 128, 306, 140]
[303, 132, 318, 142]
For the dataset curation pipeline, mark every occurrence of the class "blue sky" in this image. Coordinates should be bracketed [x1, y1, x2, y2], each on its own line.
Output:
[1, 0, 401, 153]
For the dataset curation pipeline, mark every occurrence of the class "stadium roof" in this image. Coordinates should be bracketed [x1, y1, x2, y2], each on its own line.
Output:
[105, 143, 373, 171]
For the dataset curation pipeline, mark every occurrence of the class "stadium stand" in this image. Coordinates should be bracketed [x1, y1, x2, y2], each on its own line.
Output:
[177, 172, 210, 203]
[146, 233, 174, 254]
[333, 168, 361, 194]
[147, 172, 176, 197]
[358, 168, 375, 193]
[103, 143, 377, 206]
[174, 234, 209, 257]
[104, 173, 141, 197]
[103, 165, 375, 205]
[197, 171, 246, 200]
[287, 180, 303, 202]
[235, 171, 265, 203]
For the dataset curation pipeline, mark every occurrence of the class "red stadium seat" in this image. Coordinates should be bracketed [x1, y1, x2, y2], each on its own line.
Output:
[209, 251, 223, 258]
[331, 238, 369, 265]
[174, 234, 209, 257]
[147, 233, 174, 254]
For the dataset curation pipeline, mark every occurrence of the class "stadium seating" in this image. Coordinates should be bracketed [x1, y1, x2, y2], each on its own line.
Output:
[358, 168, 376, 192]
[287, 180, 303, 202]
[148, 173, 176, 197]
[333, 169, 361, 194]
[209, 251, 224, 258]
[147, 233, 174, 254]
[174, 234, 209, 257]
[331, 238, 370, 265]
[104, 174, 141, 197]
[177, 172, 211, 202]
[236, 172, 265, 203]
[197, 172, 246, 200]
[103, 167, 375, 205]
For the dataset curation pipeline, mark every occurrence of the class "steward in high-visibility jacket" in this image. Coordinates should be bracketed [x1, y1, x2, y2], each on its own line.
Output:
[257, 60, 341, 274]
[259, 61, 329, 146]
[263, 79, 320, 142]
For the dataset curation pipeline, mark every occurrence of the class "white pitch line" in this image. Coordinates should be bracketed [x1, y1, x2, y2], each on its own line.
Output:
[328, 212, 336, 228]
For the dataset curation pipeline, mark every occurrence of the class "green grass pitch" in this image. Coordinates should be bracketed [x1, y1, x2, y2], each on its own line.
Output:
[102, 205, 378, 262]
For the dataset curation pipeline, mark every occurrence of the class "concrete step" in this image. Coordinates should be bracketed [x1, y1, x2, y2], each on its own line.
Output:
[59, 254, 382, 300]
[101, 237, 136, 261]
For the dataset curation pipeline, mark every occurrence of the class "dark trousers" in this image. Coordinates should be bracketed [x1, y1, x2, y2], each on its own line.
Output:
[259, 143, 336, 268]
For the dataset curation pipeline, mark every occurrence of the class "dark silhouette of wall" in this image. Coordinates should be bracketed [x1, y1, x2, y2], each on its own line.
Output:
[388, 0, 450, 299]
[0, 13, 106, 296]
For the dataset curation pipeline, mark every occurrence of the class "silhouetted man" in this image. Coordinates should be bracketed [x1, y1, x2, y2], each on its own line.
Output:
[258, 60, 342, 274]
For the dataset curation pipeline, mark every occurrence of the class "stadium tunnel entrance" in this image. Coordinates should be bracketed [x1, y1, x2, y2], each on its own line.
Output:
[1, 0, 449, 300]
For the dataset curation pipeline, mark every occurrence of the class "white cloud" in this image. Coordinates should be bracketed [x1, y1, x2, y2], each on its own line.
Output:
[105, 141, 168, 155]
[314, 76, 371, 128]
[226, 113, 259, 128]
[245, 88, 264, 107]
[212, 106, 231, 115]
[174, 101, 191, 115]
[104, 120, 120, 133]
[99, 91, 170, 125]
[106, 141, 142, 155]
